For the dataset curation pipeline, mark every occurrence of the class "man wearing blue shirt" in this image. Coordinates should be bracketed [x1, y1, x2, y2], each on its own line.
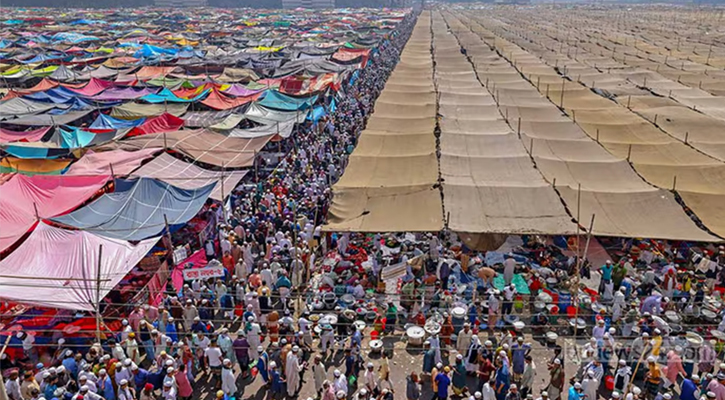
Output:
[435, 367, 451, 400]
[568, 382, 582, 400]
[681, 375, 700, 400]
[132, 365, 149, 390]
[598, 260, 614, 295]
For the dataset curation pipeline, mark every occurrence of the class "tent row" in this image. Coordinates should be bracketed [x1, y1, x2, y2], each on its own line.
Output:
[458, 11, 725, 240]
[432, 13, 575, 235]
[327, 11, 722, 242]
[327, 11, 443, 232]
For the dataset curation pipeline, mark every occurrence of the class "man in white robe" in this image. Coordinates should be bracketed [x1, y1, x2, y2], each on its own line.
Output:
[286, 346, 304, 396]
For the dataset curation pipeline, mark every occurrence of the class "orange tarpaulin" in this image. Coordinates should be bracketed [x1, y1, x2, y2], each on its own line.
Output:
[0, 157, 72, 175]
[201, 89, 262, 111]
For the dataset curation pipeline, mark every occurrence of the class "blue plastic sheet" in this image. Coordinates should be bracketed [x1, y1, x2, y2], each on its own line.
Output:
[52, 178, 215, 240]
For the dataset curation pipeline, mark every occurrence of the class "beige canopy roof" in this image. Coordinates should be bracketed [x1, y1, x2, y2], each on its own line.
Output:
[326, 10, 722, 241]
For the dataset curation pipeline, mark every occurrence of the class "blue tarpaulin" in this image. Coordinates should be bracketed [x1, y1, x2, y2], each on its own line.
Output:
[140, 88, 210, 104]
[24, 87, 78, 103]
[134, 44, 179, 59]
[52, 178, 215, 240]
[90, 114, 145, 130]
[258, 90, 318, 111]
[307, 105, 326, 123]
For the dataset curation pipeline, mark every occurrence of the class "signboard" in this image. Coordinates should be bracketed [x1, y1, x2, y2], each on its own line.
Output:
[182, 266, 225, 281]
[173, 246, 189, 265]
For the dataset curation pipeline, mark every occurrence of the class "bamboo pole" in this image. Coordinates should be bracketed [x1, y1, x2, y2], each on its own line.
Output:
[95, 244, 104, 343]
[573, 214, 596, 337]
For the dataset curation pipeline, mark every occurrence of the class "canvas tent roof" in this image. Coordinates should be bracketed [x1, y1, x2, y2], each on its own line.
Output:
[98, 129, 270, 168]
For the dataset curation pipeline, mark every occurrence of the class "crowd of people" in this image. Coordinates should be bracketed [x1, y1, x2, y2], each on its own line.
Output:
[0, 10, 419, 400]
[6, 8, 725, 400]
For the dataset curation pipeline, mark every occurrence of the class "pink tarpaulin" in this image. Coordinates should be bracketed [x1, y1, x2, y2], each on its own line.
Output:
[222, 84, 265, 97]
[64, 148, 161, 176]
[0, 126, 50, 143]
[0, 174, 110, 252]
[0, 222, 157, 310]
[67, 78, 114, 96]
[171, 249, 208, 290]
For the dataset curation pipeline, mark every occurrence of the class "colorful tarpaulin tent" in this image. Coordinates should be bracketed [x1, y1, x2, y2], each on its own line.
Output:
[201, 90, 262, 111]
[64, 148, 161, 176]
[0, 174, 110, 252]
[89, 114, 145, 130]
[52, 177, 215, 241]
[0, 126, 50, 143]
[126, 113, 184, 137]
[130, 153, 247, 201]
[0, 222, 157, 311]
[257, 90, 318, 111]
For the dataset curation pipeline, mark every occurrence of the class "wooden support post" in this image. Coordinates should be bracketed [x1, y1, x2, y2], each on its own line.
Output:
[95, 244, 104, 343]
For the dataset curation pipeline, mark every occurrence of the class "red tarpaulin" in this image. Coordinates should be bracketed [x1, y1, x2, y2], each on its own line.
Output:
[127, 113, 184, 137]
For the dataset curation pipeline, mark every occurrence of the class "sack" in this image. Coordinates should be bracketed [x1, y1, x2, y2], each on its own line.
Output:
[348, 375, 357, 385]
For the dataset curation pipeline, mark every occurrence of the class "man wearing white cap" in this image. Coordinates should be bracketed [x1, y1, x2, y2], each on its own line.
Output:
[624, 386, 641, 400]
[115, 361, 132, 387]
[568, 382, 582, 400]
[614, 360, 631, 393]
[74, 385, 103, 400]
[221, 359, 237, 397]
[118, 379, 135, 400]
[162, 380, 177, 400]
[312, 355, 327, 396]
[457, 323, 473, 355]
[631, 333, 650, 369]
[681, 374, 700, 400]
[488, 291, 500, 331]
[286, 345, 305, 397]
[708, 373, 725, 400]
[582, 370, 598, 400]
[364, 362, 378, 394]
[333, 370, 348, 396]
